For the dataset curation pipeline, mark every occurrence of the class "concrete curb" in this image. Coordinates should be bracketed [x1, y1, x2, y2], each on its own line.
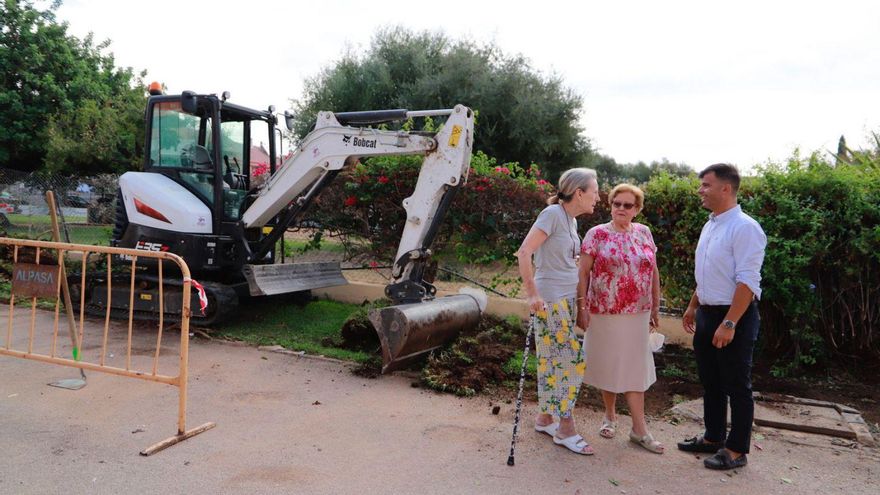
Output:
[313, 281, 694, 348]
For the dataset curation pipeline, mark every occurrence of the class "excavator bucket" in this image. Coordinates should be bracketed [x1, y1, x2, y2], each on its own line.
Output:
[369, 294, 482, 373]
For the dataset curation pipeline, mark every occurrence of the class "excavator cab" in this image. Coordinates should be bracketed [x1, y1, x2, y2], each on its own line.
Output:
[109, 89, 346, 323]
[145, 91, 272, 226]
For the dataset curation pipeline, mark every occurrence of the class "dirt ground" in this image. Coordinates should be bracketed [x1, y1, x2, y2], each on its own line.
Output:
[290, 233, 880, 428]
[1, 307, 879, 494]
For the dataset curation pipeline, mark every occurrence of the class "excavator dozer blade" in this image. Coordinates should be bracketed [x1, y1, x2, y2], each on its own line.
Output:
[242, 261, 347, 296]
[369, 294, 482, 374]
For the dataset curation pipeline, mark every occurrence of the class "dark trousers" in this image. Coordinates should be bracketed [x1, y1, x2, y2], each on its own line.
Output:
[693, 302, 759, 454]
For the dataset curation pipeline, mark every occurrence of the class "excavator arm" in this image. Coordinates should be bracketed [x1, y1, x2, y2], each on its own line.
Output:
[241, 105, 482, 372]
[242, 105, 473, 303]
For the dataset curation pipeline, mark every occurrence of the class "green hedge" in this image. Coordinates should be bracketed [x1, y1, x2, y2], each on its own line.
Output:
[308, 147, 879, 368]
[305, 151, 549, 265]
[643, 156, 880, 368]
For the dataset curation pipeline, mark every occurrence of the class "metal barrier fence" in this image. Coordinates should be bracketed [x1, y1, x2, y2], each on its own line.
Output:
[0, 237, 214, 455]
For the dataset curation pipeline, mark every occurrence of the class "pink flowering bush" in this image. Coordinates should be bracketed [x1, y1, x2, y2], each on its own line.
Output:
[250, 162, 270, 187]
[305, 151, 552, 264]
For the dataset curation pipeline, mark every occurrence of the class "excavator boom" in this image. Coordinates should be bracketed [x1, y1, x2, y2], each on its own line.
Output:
[241, 104, 481, 372]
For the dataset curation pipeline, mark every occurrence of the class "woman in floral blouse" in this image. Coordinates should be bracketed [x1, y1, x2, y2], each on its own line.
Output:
[576, 183, 664, 454]
[516, 167, 599, 456]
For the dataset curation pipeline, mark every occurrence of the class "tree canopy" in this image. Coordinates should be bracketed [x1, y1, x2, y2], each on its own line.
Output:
[587, 154, 693, 185]
[291, 27, 592, 179]
[0, 0, 146, 174]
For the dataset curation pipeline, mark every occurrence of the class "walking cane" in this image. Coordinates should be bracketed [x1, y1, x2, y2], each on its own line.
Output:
[507, 314, 535, 466]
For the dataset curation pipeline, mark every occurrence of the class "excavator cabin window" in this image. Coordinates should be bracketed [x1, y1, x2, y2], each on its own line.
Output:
[218, 119, 248, 219]
[148, 100, 254, 221]
[149, 101, 212, 169]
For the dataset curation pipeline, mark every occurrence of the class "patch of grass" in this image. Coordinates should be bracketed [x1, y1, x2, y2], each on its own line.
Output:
[0, 279, 59, 310]
[658, 364, 689, 379]
[6, 213, 87, 225]
[214, 299, 371, 362]
[503, 350, 537, 376]
[5, 214, 53, 225]
[67, 225, 112, 245]
[281, 238, 345, 256]
[4, 224, 112, 245]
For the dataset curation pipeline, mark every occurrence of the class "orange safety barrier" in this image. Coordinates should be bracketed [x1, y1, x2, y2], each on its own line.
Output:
[0, 236, 215, 455]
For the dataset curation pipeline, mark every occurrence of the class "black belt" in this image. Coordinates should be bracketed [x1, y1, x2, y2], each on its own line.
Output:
[699, 301, 757, 311]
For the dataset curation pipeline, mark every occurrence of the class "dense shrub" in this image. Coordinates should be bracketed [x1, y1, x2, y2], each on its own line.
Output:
[307, 142, 879, 368]
[642, 156, 880, 367]
[305, 151, 551, 265]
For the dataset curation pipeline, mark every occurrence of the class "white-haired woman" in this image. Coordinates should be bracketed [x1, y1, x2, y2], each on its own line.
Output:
[516, 167, 600, 456]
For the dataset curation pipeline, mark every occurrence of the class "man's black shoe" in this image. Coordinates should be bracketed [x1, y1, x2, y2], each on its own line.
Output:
[677, 435, 723, 453]
[704, 449, 748, 470]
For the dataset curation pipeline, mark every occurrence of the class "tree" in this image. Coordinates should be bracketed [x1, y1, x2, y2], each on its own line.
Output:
[0, 0, 146, 174]
[291, 27, 591, 179]
[586, 153, 693, 186]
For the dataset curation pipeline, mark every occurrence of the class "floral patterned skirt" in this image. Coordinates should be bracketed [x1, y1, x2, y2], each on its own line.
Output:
[534, 297, 585, 418]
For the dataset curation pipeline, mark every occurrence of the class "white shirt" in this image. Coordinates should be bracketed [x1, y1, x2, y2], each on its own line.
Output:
[695, 205, 767, 305]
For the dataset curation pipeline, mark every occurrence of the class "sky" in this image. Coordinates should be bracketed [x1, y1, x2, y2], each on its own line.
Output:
[56, 0, 880, 171]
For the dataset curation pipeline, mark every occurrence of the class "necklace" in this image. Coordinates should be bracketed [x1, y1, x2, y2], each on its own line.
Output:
[561, 205, 580, 261]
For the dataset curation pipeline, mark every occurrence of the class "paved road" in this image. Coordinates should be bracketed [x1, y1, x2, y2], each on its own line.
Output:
[1, 308, 878, 494]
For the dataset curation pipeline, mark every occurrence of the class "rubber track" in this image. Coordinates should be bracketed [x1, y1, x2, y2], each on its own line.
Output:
[70, 273, 239, 327]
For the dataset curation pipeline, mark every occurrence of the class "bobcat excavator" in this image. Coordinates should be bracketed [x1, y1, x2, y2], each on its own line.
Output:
[76, 84, 482, 372]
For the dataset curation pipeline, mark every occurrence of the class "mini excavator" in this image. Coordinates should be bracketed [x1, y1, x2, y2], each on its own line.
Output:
[76, 84, 482, 372]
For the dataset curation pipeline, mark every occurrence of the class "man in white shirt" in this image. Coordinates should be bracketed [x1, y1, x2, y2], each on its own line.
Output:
[677, 163, 767, 471]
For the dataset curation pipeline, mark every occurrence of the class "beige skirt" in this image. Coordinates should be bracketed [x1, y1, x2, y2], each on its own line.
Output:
[582, 312, 656, 393]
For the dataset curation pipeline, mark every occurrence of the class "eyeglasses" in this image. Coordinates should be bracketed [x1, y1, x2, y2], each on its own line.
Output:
[611, 201, 636, 210]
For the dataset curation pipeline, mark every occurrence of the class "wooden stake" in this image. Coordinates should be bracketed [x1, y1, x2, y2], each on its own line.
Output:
[46, 191, 81, 361]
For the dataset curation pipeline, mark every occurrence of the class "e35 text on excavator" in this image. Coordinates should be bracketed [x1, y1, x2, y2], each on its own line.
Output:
[75, 83, 483, 372]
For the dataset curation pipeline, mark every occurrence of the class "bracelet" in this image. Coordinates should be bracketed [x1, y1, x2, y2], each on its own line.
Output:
[576, 296, 585, 301]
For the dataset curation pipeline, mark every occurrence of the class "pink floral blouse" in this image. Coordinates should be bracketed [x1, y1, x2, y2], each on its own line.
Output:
[581, 222, 657, 314]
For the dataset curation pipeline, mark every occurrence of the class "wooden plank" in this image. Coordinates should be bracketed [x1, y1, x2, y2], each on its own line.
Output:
[47, 191, 81, 362]
[755, 392, 874, 446]
[754, 392, 840, 409]
[753, 418, 857, 439]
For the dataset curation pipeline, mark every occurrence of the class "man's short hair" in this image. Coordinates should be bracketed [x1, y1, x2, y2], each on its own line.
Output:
[699, 163, 741, 192]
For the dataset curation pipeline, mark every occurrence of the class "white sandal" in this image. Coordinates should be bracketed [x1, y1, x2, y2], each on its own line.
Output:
[599, 418, 618, 439]
[629, 431, 665, 454]
[534, 422, 559, 437]
[553, 434, 595, 455]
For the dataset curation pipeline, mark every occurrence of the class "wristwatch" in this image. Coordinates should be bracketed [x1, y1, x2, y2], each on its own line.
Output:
[722, 319, 736, 330]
